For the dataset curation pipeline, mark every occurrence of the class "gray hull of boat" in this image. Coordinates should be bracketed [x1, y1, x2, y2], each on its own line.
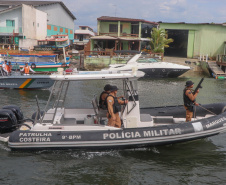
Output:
[7, 111, 226, 150]
[0, 76, 54, 89]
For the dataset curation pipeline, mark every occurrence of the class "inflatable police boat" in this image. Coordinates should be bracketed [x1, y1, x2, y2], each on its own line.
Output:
[0, 70, 226, 150]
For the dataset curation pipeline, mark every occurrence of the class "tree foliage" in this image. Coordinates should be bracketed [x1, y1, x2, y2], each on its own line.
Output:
[149, 28, 173, 53]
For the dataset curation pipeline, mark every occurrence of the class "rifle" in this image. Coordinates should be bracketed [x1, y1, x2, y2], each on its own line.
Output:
[193, 78, 204, 94]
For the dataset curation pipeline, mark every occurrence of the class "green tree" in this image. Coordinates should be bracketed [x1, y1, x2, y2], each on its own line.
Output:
[149, 28, 173, 53]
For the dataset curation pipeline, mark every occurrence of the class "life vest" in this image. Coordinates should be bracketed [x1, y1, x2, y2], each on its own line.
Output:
[106, 94, 121, 114]
[99, 91, 109, 109]
[183, 88, 195, 107]
[9, 65, 12, 72]
[24, 66, 30, 74]
[7, 65, 12, 72]
[5, 65, 9, 72]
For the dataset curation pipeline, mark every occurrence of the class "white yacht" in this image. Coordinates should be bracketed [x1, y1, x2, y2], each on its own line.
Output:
[104, 53, 191, 78]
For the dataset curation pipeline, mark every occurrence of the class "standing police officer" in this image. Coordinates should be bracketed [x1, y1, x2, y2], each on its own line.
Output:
[99, 84, 111, 110]
[106, 85, 128, 128]
[183, 80, 199, 122]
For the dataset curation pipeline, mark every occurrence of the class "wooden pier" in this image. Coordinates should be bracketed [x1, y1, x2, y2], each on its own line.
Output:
[208, 61, 226, 76]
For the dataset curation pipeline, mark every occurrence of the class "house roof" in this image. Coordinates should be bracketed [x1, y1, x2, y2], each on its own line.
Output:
[90, 35, 141, 41]
[91, 35, 118, 40]
[0, 4, 22, 14]
[79, 26, 94, 30]
[74, 30, 95, 36]
[0, 1, 76, 20]
[97, 16, 158, 25]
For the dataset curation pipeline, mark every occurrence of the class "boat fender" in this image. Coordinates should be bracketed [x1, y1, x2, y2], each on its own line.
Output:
[31, 63, 36, 69]
[61, 63, 67, 68]
[20, 118, 35, 126]
[17, 123, 32, 130]
[31, 111, 44, 120]
[222, 106, 226, 113]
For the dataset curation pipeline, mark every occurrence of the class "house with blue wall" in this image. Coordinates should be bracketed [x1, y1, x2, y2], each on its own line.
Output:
[0, 1, 76, 49]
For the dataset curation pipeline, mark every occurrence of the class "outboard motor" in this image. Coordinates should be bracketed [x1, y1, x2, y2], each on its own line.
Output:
[0, 109, 18, 133]
[2, 105, 24, 124]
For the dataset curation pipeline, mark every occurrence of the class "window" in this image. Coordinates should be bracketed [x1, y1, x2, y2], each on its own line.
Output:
[141, 23, 155, 38]
[131, 24, 139, 34]
[78, 35, 83, 41]
[6, 20, 15, 27]
[47, 25, 51, 30]
[109, 24, 122, 33]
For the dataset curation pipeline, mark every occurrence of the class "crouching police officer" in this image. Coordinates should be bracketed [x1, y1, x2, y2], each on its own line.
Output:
[183, 80, 199, 122]
[106, 85, 128, 128]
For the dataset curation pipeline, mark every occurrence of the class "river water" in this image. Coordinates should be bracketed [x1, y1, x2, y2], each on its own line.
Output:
[1, 73, 226, 185]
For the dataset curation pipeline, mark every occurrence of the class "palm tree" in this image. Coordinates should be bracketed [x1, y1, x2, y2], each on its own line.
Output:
[149, 28, 173, 53]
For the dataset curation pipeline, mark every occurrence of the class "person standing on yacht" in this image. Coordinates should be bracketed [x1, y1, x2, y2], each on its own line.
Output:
[106, 85, 128, 128]
[183, 81, 199, 122]
[7, 61, 12, 75]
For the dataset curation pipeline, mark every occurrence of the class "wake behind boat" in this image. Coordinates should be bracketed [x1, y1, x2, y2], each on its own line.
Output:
[0, 70, 226, 150]
[103, 53, 191, 78]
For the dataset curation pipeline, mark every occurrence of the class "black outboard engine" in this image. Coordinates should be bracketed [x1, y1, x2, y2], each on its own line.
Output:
[2, 105, 24, 124]
[0, 109, 18, 133]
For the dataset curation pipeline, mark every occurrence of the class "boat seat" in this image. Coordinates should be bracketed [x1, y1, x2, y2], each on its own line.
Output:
[140, 114, 152, 122]
[61, 117, 77, 125]
[91, 95, 100, 124]
[64, 108, 95, 121]
[153, 116, 174, 124]
[173, 118, 186, 124]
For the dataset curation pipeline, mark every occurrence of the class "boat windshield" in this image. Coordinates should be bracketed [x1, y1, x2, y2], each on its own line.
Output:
[137, 58, 159, 63]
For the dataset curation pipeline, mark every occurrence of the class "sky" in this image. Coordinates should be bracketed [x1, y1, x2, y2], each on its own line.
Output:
[18, 0, 226, 31]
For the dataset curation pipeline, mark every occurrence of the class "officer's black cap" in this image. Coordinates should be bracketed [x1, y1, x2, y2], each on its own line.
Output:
[104, 84, 111, 91]
[110, 85, 119, 92]
[185, 80, 194, 87]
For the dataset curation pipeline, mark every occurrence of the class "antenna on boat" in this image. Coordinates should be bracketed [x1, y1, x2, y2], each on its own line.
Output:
[34, 95, 41, 124]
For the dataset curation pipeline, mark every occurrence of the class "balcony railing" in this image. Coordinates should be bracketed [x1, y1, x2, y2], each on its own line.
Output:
[73, 39, 90, 43]
[99, 32, 139, 37]
[0, 26, 22, 34]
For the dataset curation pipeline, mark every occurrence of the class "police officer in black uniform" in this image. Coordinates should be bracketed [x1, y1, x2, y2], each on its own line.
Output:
[99, 84, 111, 109]
[106, 85, 128, 128]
